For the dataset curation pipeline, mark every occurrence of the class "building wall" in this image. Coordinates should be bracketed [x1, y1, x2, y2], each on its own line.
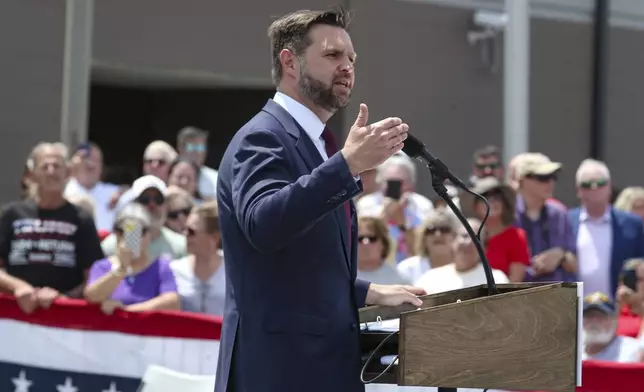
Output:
[0, 0, 67, 202]
[2, 0, 644, 205]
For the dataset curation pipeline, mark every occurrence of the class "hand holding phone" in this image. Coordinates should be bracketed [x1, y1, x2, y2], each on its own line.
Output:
[623, 269, 638, 292]
[385, 180, 402, 200]
[121, 219, 143, 259]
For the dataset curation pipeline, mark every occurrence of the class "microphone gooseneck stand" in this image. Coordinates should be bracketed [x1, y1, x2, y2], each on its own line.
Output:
[360, 135, 497, 392]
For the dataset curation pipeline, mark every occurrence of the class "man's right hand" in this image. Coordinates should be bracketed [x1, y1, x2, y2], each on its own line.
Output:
[13, 285, 38, 314]
[341, 104, 409, 176]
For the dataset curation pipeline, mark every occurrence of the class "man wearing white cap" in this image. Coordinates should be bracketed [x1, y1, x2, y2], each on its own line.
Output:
[101, 175, 187, 261]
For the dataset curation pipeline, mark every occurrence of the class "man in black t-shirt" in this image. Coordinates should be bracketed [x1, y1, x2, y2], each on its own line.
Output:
[0, 142, 104, 313]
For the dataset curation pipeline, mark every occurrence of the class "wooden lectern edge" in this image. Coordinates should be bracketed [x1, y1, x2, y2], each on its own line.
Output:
[401, 282, 575, 317]
[359, 282, 579, 323]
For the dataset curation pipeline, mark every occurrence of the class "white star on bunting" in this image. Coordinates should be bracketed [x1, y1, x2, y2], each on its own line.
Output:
[12, 370, 32, 392]
[57, 377, 79, 392]
[103, 382, 121, 392]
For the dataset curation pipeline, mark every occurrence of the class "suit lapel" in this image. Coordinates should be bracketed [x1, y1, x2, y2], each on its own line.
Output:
[262, 99, 352, 272]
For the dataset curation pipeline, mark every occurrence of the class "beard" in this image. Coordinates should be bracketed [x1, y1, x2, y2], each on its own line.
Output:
[583, 320, 617, 345]
[298, 60, 350, 112]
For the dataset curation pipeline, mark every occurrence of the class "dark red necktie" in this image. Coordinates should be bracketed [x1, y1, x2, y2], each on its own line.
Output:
[321, 128, 352, 245]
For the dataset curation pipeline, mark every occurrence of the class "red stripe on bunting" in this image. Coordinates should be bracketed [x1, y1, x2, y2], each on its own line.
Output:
[0, 294, 221, 340]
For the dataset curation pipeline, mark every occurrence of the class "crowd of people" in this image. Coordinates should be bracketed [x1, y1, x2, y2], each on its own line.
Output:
[2, 126, 644, 368]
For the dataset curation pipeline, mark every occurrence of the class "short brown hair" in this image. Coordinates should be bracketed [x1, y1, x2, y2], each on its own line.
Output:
[267, 8, 351, 85]
[358, 216, 391, 260]
[193, 200, 220, 234]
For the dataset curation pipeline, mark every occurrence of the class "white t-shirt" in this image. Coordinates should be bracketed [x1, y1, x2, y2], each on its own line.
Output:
[397, 255, 432, 285]
[64, 178, 120, 232]
[582, 335, 641, 362]
[415, 263, 509, 295]
[358, 263, 410, 285]
[198, 166, 219, 199]
[170, 254, 226, 316]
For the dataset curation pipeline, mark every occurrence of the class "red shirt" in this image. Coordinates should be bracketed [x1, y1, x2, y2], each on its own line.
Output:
[485, 226, 531, 276]
[617, 305, 641, 338]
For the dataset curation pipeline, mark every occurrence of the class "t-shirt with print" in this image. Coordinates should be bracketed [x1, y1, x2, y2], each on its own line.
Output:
[0, 200, 104, 293]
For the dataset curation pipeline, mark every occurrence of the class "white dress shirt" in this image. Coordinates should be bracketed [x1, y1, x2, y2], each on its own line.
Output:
[64, 178, 120, 231]
[273, 92, 329, 160]
[577, 207, 613, 297]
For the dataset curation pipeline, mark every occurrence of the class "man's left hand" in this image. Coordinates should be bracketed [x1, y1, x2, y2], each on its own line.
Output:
[532, 247, 564, 275]
[36, 287, 61, 309]
[366, 284, 426, 307]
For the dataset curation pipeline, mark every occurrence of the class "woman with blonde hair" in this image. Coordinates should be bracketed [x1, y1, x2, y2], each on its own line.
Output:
[356, 216, 409, 285]
[614, 187, 644, 221]
[397, 211, 457, 285]
[170, 200, 225, 316]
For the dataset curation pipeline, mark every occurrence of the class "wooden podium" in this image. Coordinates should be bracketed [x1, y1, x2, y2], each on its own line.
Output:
[359, 282, 581, 392]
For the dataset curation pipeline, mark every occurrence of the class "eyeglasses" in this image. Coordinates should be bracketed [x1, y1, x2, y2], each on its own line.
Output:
[526, 173, 557, 183]
[144, 158, 167, 166]
[167, 207, 192, 220]
[475, 162, 500, 171]
[425, 226, 452, 235]
[185, 143, 206, 153]
[579, 179, 608, 190]
[482, 190, 504, 200]
[137, 193, 165, 205]
[358, 235, 378, 244]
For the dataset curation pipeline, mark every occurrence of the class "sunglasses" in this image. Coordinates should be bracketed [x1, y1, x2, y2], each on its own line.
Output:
[184, 227, 197, 237]
[144, 158, 167, 166]
[526, 173, 557, 183]
[358, 235, 378, 244]
[482, 190, 504, 200]
[167, 207, 192, 220]
[475, 162, 500, 170]
[185, 143, 206, 153]
[137, 194, 165, 205]
[425, 226, 452, 235]
[579, 179, 608, 190]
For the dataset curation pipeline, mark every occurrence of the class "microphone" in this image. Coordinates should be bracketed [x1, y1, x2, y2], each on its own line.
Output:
[401, 133, 499, 295]
[401, 133, 468, 190]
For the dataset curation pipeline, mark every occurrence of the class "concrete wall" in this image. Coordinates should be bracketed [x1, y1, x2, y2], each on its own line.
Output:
[0, 0, 67, 201]
[2, 0, 644, 205]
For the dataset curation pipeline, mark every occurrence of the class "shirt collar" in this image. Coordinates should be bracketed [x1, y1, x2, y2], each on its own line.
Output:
[273, 92, 325, 142]
[580, 206, 612, 223]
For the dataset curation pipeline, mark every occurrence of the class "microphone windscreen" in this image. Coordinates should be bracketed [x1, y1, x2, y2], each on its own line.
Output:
[401, 133, 425, 159]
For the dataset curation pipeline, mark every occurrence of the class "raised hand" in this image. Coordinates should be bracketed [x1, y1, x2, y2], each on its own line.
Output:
[341, 104, 409, 176]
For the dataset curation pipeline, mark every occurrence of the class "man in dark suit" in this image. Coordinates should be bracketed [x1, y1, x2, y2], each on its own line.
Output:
[569, 159, 644, 299]
[215, 8, 426, 392]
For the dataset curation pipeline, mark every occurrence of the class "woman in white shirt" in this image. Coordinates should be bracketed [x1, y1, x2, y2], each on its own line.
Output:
[416, 218, 509, 294]
[397, 211, 457, 285]
[170, 200, 225, 316]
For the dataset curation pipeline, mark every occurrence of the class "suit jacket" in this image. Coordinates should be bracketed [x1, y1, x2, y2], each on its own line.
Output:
[214, 99, 370, 392]
[569, 206, 644, 296]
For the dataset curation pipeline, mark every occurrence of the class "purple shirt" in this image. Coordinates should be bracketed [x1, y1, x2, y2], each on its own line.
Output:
[88, 258, 178, 305]
[515, 196, 577, 282]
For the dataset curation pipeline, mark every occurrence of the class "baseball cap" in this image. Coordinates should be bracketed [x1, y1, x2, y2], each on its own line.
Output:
[130, 175, 168, 198]
[517, 153, 562, 178]
[115, 175, 168, 210]
[113, 202, 152, 231]
[583, 291, 615, 315]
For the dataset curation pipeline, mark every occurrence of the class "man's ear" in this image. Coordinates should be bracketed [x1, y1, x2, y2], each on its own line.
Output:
[279, 48, 299, 80]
